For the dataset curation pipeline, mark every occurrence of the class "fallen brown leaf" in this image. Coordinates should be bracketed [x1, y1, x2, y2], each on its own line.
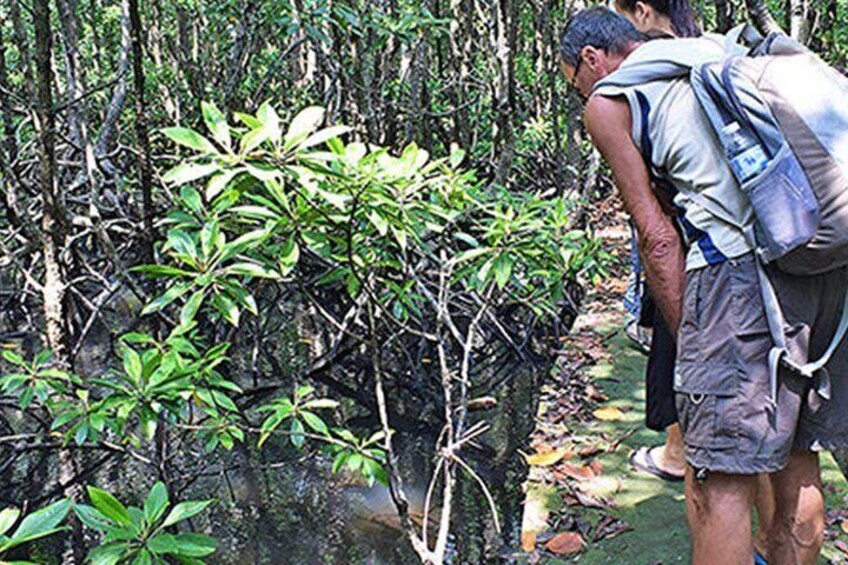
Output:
[841, 519, 848, 535]
[589, 459, 603, 475]
[557, 462, 597, 481]
[836, 540, 848, 556]
[521, 531, 537, 553]
[525, 448, 574, 467]
[593, 406, 624, 421]
[544, 531, 584, 555]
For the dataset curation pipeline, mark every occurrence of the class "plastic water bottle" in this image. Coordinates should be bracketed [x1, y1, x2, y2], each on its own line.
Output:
[721, 122, 769, 183]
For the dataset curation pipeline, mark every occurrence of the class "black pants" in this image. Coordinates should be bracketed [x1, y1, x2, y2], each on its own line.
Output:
[640, 292, 678, 432]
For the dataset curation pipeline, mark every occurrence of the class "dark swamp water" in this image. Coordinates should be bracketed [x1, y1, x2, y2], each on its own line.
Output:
[0, 343, 544, 565]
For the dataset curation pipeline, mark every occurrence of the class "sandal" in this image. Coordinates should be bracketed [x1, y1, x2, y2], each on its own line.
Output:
[629, 446, 685, 482]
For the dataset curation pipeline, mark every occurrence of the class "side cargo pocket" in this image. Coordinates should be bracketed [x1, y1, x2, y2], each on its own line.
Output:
[675, 363, 742, 451]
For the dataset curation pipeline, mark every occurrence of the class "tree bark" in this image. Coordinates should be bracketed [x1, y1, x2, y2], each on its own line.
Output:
[714, 0, 737, 33]
[744, 0, 784, 36]
[788, 0, 812, 43]
[128, 0, 156, 261]
[95, 0, 132, 183]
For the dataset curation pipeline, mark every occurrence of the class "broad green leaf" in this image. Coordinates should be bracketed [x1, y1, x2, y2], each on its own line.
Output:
[6, 499, 70, 547]
[201, 102, 231, 151]
[212, 293, 240, 326]
[87, 487, 132, 527]
[300, 411, 328, 435]
[225, 262, 279, 279]
[163, 163, 220, 187]
[0, 507, 20, 536]
[284, 106, 325, 150]
[162, 127, 218, 154]
[290, 418, 305, 449]
[279, 239, 300, 275]
[206, 170, 238, 200]
[160, 500, 213, 529]
[369, 211, 389, 236]
[87, 542, 130, 565]
[298, 125, 351, 151]
[144, 482, 169, 527]
[301, 398, 340, 410]
[257, 102, 281, 144]
[123, 348, 143, 384]
[1, 350, 25, 366]
[180, 186, 204, 215]
[131, 549, 153, 565]
[141, 283, 191, 316]
[180, 290, 205, 327]
[72, 504, 113, 530]
[148, 532, 216, 557]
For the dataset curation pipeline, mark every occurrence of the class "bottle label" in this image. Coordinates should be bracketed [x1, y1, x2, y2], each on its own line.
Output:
[731, 145, 769, 183]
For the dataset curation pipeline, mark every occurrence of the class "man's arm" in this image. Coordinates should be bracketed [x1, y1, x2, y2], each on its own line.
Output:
[584, 94, 686, 333]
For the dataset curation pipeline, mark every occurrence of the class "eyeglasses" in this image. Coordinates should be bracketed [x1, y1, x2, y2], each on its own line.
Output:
[568, 56, 588, 104]
[570, 56, 583, 90]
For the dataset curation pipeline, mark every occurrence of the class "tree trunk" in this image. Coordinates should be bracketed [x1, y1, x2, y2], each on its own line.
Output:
[128, 0, 156, 261]
[9, 0, 35, 99]
[788, 0, 812, 43]
[714, 0, 737, 33]
[34, 3, 82, 562]
[95, 0, 132, 183]
[56, 0, 87, 150]
[744, 0, 784, 36]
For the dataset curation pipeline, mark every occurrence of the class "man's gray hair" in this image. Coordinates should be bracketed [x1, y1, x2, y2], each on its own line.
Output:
[560, 7, 646, 67]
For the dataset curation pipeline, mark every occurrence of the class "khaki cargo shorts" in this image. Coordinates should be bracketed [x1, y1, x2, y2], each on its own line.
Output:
[675, 252, 848, 474]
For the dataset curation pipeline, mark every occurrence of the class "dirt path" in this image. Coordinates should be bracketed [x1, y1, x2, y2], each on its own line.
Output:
[517, 207, 848, 564]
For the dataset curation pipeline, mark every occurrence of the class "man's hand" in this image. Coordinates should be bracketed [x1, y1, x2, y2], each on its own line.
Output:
[584, 94, 686, 334]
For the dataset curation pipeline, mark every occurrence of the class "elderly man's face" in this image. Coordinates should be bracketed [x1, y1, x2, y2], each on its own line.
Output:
[560, 46, 621, 102]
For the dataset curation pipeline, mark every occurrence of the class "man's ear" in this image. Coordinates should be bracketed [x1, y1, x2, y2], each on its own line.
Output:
[633, 0, 653, 26]
[581, 45, 600, 68]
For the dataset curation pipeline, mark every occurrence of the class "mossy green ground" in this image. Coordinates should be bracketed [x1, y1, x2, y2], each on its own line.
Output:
[533, 306, 848, 564]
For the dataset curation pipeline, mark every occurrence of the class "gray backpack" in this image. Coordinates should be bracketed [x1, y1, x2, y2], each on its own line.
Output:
[596, 27, 848, 403]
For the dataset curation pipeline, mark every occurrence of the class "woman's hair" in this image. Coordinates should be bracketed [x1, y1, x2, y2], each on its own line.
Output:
[615, 0, 702, 38]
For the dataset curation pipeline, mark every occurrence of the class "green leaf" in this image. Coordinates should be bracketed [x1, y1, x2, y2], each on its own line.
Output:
[1, 350, 25, 366]
[131, 549, 153, 565]
[279, 238, 300, 275]
[180, 186, 204, 214]
[212, 293, 240, 326]
[201, 102, 231, 151]
[6, 499, 70, 547]
[284, 106, 325, 150]
[87, 542, 130, 565]
[87, 487, 132, 527]
[0, 508, 20, 536]
[494, 254, 514, 289]
[162, 127, 218, 154]
[301, 398, 340, 410]
[225, 262, 279, 279]
[206, 170, 238, 200]
[180, 290, 206, 327]
[123, 347, 143, 384]
[298, 125, 352, 151]
[160, 500, 213, 529]
[141, 283, 191, 316]
[72, 504, 113, 530]
[148, 533, 216, 557]
[163, 163, 220, 187]
[300, 411, 328, 435]
[290, 418, 305, 449]
[369, 211, 389, 236]
[144, 482, 169, 527]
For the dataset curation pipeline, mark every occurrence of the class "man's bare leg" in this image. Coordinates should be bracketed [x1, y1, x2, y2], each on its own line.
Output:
[753, 474, 775, 560]
[768, 451, 824, 565]
[686, 468, 758, 565]
[651, 423, 686, 475]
